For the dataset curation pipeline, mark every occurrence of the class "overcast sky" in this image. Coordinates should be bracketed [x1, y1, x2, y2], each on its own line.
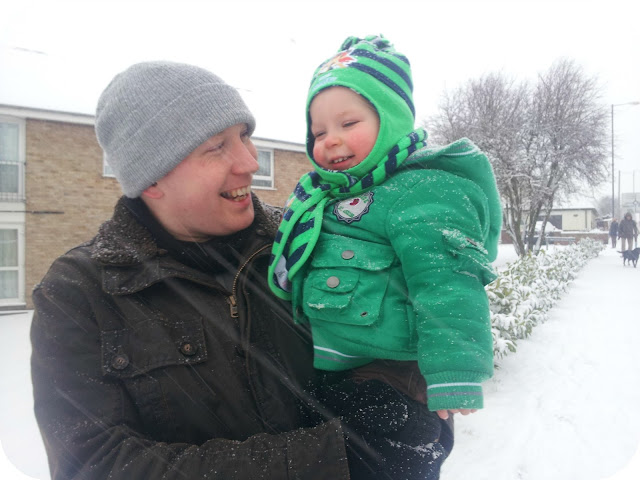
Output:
[2, 0, 639, 197]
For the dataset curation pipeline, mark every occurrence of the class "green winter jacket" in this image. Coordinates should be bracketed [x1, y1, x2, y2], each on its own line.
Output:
[290, 143, 502, 412]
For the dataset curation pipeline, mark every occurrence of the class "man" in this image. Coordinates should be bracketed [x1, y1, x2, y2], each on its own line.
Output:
[618, 212, 638, 251]
[31, 61, 435, 480]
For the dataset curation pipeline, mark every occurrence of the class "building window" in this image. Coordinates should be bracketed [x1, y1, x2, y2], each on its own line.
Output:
[0, 228, 20, 302]
[0, 117, 25, 202]
[253, 149, 274, 189]
[549, 215, 563, 230]
[103, 157, 115, 178]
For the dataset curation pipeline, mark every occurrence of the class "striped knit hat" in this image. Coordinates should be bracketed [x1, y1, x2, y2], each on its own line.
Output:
[306, 34, 416, 181]
[268, 35, 427, 299]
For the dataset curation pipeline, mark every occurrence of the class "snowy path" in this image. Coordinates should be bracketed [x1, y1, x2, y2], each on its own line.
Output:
[2, 246, 640, 479]
[442, 247, 640, 480]
[0, 310, 48, 480]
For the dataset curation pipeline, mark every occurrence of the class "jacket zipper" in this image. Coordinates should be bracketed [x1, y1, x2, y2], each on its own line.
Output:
[227, 243, 272, 318]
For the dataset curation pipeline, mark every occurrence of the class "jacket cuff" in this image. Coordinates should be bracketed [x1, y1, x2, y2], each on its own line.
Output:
[425, 372, 486, 411]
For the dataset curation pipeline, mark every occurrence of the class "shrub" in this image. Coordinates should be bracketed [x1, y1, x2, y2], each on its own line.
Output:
[487, 238, 603, 362]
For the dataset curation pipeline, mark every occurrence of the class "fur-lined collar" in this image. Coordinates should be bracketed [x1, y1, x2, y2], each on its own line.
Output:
[92, 195, 281, 266]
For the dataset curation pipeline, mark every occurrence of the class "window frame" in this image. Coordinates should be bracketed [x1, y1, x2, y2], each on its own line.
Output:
[0, 224, 25, 307]
[0, 115, 26, 202]
[103, 156, 115, 178]
[252, 148, 275, 189]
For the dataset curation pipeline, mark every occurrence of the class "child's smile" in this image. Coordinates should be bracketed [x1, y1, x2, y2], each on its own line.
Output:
[309, 86, 380, 171]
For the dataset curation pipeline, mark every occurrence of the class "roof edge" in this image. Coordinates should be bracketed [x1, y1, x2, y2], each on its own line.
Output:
[0, 104, 306, 152]
[0, 104, 95, 125]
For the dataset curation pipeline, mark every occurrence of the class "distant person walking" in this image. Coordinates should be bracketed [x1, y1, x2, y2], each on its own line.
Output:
[609, 218, 618, 248]
[618, 212, 638, 251]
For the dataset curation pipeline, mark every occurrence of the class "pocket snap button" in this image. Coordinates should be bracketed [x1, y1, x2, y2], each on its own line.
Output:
[326, 276, 340, 288]
[111, 353, 129, 370]
[180, 342, 198, 356]
[341, 250, 355, 260]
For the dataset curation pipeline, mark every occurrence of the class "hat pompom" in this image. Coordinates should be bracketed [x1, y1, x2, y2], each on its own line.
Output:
[340, 34, 391, 51]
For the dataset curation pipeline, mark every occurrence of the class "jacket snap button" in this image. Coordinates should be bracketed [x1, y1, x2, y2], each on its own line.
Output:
[180, 342, 197, 356]
[326, 276, 340, 288]
[111, 354, 129, 370]
[341, 250, 355, 260]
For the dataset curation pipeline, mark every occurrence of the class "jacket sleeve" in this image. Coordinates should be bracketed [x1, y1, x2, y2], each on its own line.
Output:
[387, 171, 496, 412]
[31, 272, 348, 480]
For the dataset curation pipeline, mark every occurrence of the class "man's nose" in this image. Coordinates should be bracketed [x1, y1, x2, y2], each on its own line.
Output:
[231, 142, 259, 174]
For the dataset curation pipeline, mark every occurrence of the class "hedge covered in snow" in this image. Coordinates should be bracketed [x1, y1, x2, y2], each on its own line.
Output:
[488, 238, 604, 361]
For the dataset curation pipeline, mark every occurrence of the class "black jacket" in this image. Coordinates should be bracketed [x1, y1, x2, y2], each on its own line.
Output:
[31, 196, 348, 480]
[618, 217, 638, 238]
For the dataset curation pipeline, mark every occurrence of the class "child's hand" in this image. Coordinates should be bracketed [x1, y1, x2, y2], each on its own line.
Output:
[436, 408, 478, 420]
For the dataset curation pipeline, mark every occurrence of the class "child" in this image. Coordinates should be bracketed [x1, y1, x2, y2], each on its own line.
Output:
[269, 35, 502, 476]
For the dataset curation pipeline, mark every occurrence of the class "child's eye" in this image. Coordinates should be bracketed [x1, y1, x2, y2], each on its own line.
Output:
[313, 131, 326, 139]
[344, 120, 358, 128]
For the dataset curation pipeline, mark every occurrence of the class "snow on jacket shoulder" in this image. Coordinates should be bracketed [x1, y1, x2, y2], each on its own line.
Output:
[31, 197, 348, 480]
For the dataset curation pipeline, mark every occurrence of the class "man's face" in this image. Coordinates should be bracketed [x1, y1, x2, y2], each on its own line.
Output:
[144, 123, 259, 241]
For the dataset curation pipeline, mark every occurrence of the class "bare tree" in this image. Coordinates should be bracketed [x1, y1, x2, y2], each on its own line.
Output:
[425, 59, 609, 256]
[523, 59, 609, 249]
[597, 195, 613, 218]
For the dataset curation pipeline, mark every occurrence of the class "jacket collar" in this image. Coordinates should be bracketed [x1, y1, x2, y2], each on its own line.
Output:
[91, 195, 281, 295]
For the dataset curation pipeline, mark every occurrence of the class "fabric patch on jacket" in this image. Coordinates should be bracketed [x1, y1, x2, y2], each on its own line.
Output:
[333, 192, 374, 224]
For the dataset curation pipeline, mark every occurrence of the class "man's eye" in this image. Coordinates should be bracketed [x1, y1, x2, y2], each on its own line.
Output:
[208, 143, 224, 153]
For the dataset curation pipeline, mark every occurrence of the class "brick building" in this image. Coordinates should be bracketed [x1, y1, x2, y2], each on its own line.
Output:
[0, 105, 310, 309]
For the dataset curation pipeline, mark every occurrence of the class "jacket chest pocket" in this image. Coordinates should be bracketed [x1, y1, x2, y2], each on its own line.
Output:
[101, 312, 208, 437]
[302, 236, 397, 327]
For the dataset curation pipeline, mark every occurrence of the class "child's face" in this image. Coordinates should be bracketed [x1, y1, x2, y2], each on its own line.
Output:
[309, 87, 380, 171]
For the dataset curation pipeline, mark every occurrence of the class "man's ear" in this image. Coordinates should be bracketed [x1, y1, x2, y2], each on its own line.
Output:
[141, 183, 163, 200]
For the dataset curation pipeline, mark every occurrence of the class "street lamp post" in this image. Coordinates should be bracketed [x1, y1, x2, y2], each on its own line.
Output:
[611, 101, 640, 218]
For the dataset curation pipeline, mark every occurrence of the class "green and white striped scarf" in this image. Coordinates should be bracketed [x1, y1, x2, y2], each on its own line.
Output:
[268, 128, 427, 300]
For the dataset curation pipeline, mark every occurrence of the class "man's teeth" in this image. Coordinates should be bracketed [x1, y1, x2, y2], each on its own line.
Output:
[221, 186, 251, 201]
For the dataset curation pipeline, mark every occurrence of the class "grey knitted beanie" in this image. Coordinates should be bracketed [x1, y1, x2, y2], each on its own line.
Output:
[95, 61, 256, 198]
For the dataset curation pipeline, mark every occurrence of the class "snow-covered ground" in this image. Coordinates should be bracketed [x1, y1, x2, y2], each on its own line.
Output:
[1, 244, 639, 480]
